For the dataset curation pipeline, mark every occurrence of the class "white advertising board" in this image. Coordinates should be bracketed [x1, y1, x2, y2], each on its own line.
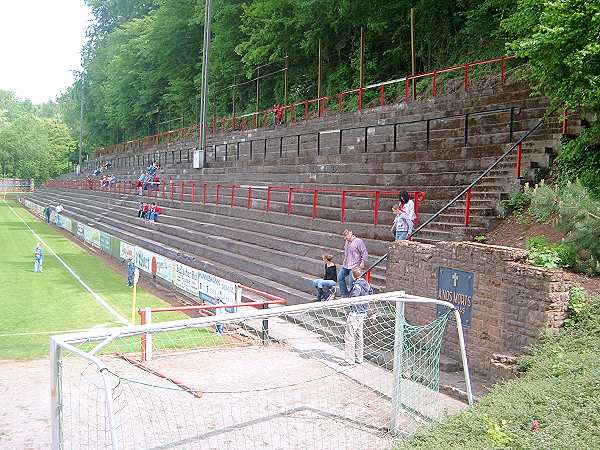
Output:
[174, 262, 200, 296]
[198, 270, 237, 305]
[135, 246, 174, 283]
[120, 241, 135, 260]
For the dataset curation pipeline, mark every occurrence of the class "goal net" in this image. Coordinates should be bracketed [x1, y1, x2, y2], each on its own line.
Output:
[51, 291, 472, 450]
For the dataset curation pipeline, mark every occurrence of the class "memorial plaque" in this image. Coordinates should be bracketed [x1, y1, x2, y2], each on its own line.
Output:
[436, 267, 474, 327]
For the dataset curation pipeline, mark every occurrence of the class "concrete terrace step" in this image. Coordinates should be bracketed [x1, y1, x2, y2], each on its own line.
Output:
[27, 196, 317, 305]
[37, 189, 389, 282]
[32, 192, 386, 303]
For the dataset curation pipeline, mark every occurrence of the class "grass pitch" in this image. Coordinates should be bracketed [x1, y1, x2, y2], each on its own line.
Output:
[0, 199, 212, 359]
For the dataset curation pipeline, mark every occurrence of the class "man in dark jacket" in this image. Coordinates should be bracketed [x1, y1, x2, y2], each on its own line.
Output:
[344, 267, 373, 365]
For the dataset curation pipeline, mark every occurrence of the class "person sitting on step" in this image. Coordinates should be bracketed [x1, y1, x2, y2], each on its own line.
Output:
[311, 254, 338, 301]
[147, 203, 161, 222]
[137, 202, 145, 218]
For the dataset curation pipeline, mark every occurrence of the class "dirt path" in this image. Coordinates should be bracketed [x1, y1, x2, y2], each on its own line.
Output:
[0, 359, 51, 449]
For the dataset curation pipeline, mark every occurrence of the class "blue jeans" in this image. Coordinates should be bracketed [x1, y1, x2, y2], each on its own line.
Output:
[311, 279, 337, 289]
[395, 229, 408, 240]
[34, 258, 43, 272]
[337, 267, 352, 298]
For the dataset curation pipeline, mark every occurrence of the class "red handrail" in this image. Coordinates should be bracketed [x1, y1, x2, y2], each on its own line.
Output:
[49, 177, 426, 226]
[90, 55, 516, 158]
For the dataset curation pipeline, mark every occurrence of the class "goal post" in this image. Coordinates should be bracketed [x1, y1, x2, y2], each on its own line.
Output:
[50, 291, 472, 450]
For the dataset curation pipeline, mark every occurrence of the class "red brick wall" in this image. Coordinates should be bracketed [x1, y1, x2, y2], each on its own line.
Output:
[386, 240, 570, 380]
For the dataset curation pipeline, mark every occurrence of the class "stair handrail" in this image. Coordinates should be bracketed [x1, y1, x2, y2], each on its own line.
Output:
[360, 118, 545, 278]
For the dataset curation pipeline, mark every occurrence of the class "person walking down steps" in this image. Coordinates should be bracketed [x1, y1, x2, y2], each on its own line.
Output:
[33, 242, 44, 273]
[344, 267, 373, 365]
[338, 230, 369, 298]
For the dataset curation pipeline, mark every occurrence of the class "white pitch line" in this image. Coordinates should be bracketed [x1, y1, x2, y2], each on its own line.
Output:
[5, 200, 130, 325]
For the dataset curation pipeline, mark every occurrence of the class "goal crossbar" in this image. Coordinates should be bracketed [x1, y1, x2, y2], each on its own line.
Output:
[50, 291, 473, 450]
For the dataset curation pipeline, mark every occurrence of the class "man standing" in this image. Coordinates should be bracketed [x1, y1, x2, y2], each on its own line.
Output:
[126, 255, 136, 287]
[44, 206, 51, 223]
[33, 242, 44, 273]
[345, 267, 372, 365]
[338, 229, 369, 297]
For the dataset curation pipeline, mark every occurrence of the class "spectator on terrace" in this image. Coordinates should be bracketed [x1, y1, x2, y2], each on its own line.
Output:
[108, 174, 117, 187]
[137, 202, 145, 218]
[93, 167, 102, 176]
[33, 242, 44, 273]
[344, 267, 372, 365]
[44, 206, 51, 223]
[274, 104, 284, 125]
[104, 160, 112, 170]
[136, 178, 143, 196]
[147, 203, 161, 222]
[338, 229, 369, 298]
[150, 173, 160, 191]
[142, 202, 150, 219]
[394, 191, 416, 240]
[311, 254, 338, 301]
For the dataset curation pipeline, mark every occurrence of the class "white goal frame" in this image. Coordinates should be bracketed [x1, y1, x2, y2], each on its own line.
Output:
[50, 291, 473, 450]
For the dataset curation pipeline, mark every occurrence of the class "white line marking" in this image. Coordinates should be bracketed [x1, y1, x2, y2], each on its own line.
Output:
[4, 200, 130, 325]
[0, 324, 117, 337]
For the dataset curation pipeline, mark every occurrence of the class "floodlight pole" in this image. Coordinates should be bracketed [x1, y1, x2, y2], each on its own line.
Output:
[78, 73, 84, 171]
[198, 0, 213, 167]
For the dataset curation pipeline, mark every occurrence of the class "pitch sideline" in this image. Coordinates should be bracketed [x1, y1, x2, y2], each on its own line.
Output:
[3, 199, 130, 325]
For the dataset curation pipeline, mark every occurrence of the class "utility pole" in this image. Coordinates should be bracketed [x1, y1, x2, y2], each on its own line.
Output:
[78, 73, 84, 170]
[317, 39, 322, 98]
[410, 8, 416, 100]
[359, 27, 365, 89]
[198, 0, 213, 167]
[256, 66, 260, 113]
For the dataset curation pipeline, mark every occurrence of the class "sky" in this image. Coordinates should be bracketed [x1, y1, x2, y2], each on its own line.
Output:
[0, 0, 92, 104]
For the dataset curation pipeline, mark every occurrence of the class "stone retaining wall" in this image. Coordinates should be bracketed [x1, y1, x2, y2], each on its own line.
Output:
[386, 240, 570, 381]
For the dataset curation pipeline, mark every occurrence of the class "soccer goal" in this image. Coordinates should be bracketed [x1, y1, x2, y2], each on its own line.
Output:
[50, 291, 472, 450]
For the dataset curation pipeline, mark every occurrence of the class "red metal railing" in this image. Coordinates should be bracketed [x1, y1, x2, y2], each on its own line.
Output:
[91, 55, 516, 158]
[44, 178, 426, 226]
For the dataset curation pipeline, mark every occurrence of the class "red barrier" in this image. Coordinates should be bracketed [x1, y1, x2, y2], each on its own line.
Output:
[464, 189, 472, 226]
[516, 142, 522, 178]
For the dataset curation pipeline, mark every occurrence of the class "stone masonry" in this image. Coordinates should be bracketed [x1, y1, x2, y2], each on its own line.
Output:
[386, 240, 571, 381]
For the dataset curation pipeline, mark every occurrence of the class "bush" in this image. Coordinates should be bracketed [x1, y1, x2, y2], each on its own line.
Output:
[528, 180, 559, 222]
[501, 190, 531, 217]
[524, 236, 577, 269]
[396, 293, 600, 449]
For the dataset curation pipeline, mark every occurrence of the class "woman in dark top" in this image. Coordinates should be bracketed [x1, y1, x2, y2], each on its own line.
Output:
[311, 254, 338, 301]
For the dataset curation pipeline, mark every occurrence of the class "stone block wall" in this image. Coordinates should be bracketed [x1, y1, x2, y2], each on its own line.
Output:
[386, 240, 570, 380]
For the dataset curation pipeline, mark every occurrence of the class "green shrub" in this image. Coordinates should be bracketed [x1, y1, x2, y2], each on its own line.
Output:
[524, 236, 575, 269]
[501, 189, 531, 217]
[528, 181, 559, 222]
[564, 286, 589, 328]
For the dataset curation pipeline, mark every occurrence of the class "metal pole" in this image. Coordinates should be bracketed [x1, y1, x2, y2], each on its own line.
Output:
[391, 294, 405, 433]
[359, 27, 365, 89]
[78, 73, 84, 169]
[454, 310, 474, 406]
[256, 66, 260, 113]
[232, 76, 236, 120]
[318, 39, 322, 98]
[198, 0, 213, 167]
[50, 338, 63, 449]
[410, 8, 416, 100]
[284, 55, 288, 115]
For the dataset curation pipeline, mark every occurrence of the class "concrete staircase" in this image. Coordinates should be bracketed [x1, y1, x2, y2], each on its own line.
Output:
[40, 81, 577, 308]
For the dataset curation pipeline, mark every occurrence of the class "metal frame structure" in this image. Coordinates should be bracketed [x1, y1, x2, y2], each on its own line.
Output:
[50, 291, 473, 450]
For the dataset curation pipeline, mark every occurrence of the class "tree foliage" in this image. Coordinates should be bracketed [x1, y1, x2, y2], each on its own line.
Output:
[0, 91, 75, 181]
[62, 0, 519, 150]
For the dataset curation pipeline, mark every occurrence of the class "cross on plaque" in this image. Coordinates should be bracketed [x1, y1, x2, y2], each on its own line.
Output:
[451, 272, 459, 287]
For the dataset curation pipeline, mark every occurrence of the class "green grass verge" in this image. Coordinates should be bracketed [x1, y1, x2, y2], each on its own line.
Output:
[397, 293, 600, 449]
[0, 200, 216, 359]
